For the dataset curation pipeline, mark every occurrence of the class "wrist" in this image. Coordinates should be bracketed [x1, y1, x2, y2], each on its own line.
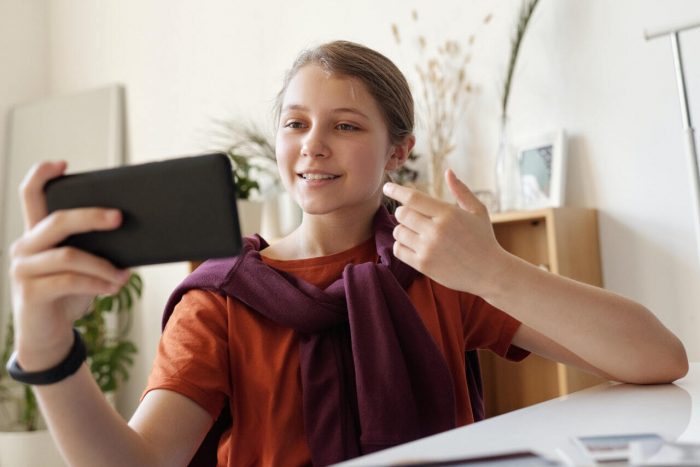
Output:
[479, 249, 524, 305]
[9, 328, 87, 385]
[17, 328, 75, 372]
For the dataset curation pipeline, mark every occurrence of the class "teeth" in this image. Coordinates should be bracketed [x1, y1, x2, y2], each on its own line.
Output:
[302, 173, 336, 180]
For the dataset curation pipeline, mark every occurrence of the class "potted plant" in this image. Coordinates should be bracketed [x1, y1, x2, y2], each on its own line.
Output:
[0, 272, 142, 467]
[220, 123, 277, 200]
[211, 120, 299, 238]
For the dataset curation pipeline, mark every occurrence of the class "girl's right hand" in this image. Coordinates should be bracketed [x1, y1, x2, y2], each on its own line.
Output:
[8, 161, 131, 371]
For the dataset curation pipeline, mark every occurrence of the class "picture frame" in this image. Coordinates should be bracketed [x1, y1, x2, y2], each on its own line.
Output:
[516, 130, 566, 209]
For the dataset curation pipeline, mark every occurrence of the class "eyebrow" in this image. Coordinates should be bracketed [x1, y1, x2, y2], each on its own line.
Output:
[281, 104, 370, 120]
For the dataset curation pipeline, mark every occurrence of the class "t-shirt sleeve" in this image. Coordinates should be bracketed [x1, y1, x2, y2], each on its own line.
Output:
[141, 289, 230, 420]
[460, 292, 529, 362]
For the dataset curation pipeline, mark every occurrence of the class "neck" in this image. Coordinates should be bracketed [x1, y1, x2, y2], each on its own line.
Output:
[266, 201, 382, 260]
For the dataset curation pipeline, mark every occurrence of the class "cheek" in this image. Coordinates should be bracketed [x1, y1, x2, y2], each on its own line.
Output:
[358, 141, 392, 179]
[276, 156, 294, 190]
[348, 152, 389, 194]
[274, 141, 302, 197]
[274, 137, 293, 172]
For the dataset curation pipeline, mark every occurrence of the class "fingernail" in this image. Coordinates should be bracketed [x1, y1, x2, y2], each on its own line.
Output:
[383, 182, 395, 195]
[106, 210, 121, 223]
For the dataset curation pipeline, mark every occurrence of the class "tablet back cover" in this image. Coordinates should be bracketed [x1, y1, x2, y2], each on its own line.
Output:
[45, 153, 242, 267]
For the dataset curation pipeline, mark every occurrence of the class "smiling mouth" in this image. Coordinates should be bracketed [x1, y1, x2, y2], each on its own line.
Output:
[298, 173, 340, 181]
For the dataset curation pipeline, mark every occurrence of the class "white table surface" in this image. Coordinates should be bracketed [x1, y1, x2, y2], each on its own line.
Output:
[336, 363, 700, 466]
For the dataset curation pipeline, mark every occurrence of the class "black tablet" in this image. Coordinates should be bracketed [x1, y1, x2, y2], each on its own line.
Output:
[44, 153, 242, 268]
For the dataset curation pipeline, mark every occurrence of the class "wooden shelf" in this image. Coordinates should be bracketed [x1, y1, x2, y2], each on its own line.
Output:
[479, 207, 606, 417]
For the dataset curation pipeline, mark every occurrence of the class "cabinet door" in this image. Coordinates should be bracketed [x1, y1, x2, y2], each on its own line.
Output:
[479, 209, 604, 417]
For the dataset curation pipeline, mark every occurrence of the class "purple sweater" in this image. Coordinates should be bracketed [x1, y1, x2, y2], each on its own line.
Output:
[162, 207, 483, 466]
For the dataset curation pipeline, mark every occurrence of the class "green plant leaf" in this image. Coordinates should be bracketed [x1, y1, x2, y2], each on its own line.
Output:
[2, 266, 144, 431]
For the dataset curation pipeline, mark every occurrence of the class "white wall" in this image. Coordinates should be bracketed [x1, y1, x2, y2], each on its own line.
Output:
[4, 0, 696, 415]
[0, 0, 48, 343]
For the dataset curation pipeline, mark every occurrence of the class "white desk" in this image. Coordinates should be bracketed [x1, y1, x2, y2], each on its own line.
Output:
[337, 363, 700, 465]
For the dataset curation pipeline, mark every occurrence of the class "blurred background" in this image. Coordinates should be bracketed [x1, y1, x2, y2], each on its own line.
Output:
[1, 0, 698, 420]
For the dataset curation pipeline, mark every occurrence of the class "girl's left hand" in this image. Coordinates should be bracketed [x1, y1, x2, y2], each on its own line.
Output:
[383, 169, 510, 295]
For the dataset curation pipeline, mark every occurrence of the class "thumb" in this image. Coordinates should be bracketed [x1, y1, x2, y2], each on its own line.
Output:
[445, 169, 485, 216]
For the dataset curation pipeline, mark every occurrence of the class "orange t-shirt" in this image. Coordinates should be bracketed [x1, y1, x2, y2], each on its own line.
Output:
[143, 238, 528, 466]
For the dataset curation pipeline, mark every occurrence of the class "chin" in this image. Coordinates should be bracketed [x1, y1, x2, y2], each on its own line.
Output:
[301, 199, 382, 218]
[299, 202, 340, 216]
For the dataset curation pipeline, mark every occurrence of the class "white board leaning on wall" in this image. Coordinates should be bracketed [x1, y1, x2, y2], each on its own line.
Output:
[0, 84, 125, 334]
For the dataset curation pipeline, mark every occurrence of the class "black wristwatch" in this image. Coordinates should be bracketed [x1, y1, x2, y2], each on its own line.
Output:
[6, 328, 87, 385]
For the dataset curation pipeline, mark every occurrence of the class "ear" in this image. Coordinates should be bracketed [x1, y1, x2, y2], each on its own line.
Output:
[385, 134, 416, 171]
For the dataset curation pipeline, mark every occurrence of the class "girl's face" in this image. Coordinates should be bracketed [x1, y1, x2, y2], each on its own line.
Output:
[276, 64, 405, 217]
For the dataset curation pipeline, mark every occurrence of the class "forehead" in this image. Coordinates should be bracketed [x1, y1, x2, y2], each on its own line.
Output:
[282, 64, 383, 116]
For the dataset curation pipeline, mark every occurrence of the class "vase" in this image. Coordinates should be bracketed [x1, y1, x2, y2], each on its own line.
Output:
[494, 119, 520, 212]
[259, 193, 302, 241]
[0, 429, 66, 466]
[236, 199, 263, 237]
[276, 192, 302, 237]
[428, 148, 452, 200]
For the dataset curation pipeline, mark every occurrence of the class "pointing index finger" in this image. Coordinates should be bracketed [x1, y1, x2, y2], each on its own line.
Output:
[383, 182, 441, 217]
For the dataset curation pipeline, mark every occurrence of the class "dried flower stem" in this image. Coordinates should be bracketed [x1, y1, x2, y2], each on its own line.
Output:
[392, 11, 491, 198]
[501, 0, 540, 124]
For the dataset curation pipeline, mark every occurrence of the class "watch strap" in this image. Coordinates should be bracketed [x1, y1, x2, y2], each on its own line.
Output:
[6, 328, 86, 385]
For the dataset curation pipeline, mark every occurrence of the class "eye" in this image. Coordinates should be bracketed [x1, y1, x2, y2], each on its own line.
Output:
[284, 120, 306, 129]
[336, 123, 359, 132]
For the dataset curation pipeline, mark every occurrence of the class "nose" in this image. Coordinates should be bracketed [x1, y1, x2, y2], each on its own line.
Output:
[301, 128, 329, 159]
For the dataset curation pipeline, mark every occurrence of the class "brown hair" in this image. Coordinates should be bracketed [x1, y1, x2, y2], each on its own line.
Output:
[274, 40, 414, 145]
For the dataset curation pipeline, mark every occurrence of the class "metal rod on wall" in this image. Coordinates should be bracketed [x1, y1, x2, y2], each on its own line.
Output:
[645, 21, 700, 266]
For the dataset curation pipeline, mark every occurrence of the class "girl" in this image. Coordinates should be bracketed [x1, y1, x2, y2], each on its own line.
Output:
[8, 41, 687, 467]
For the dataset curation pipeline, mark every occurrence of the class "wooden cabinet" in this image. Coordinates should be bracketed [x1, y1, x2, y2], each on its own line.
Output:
[479, 207, 606, 417]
